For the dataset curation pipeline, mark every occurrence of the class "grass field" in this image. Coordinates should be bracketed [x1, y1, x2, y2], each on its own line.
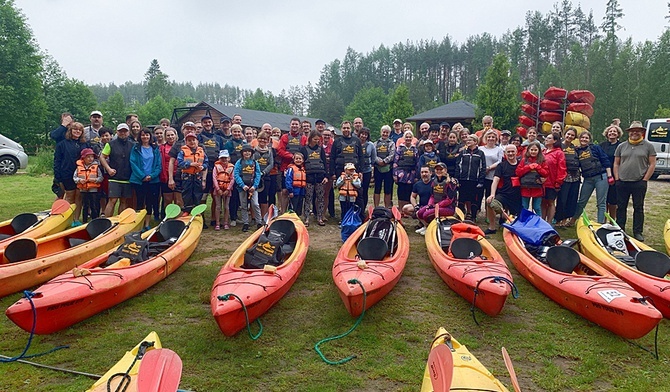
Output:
[0, 171, 670, 391]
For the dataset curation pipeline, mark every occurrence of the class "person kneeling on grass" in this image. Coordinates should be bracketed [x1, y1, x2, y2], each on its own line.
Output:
[285, 152, 307, 221]
[403, 165, 433, 234]
[335, 163, 361, 221]
[234, 145, 262, 232]
[485, 144, 522, 233]
[415, 163, 458, 236]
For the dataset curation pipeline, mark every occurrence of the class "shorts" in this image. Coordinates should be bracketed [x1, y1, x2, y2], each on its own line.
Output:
[543, 188, 558, 201]
[60, 178, 77, 192]
[108, 181, 133, 199]
[374, 168, 394, 195]
[495, 192, 521, 216]
[396, 182, 413, 202]
[160, 182, 176, 194]
[606, 183, 617, 205]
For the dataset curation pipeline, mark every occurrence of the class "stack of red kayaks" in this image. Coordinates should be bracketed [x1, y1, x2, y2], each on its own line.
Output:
[332, 206, 409, 317]
[519, 87, 595, 134]
[503, 211, 661, 339]
[425, 217, 513, 316]
[543, 86, 567, 99]
[5, 214, 202, 334]
[211, 211, 309, 336]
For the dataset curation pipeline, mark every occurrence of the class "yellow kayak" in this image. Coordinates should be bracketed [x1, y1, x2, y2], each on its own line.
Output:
[421, 327, 509, 392]
[87, 331, 162, 392]
[664, 219, 670, 255]
[0, 200, 74, 245]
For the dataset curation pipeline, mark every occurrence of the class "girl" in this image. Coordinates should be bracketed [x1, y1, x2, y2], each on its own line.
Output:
[394, 131, 419, 208]
[159, 128, 183, 210]
[54, 121, 90, 226]
[213, 150, 234, 230]
[417, 139, 440, 172]
[285, 152, 307, 219]
[300, 131, 328, 226]
[521, 127, 545, 149]
[541, 132, 566, 225]
[73, 148, 102, 222]
[130, 128, 161, 231]
[129, 120, 142, 142]
[516, 141, 549, 215]
[556, 127, 581, 227]
[455, 134, 486, 221]
[254, 130, 275, 220]
[335, 163, 361, 218]
[234, 145, 262, 232]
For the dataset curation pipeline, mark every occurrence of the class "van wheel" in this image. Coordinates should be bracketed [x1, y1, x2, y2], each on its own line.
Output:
[0, 156, 18, 175]
[650, 173, 660, 181]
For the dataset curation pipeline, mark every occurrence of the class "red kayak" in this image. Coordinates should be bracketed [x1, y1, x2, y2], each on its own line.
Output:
[211, 212, 308, 336]
[521, 90, 539, 104]
[332, 207, 409, 317]
[538, 111, 563, 123]
[521, 104, 537, 117]
[567, 102, 594, 117]
[544, 86, 567, 99]
[5, 216, 202, 334]
[567, 90, 595, 105]
[540, 99, 562, 111]
[518, 115, 535, 128]
[426, 218, 513, 316]
[515, 126, 528, 138]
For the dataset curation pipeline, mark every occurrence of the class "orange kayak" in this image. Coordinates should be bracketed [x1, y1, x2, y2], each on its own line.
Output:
[426, 219, 513, 316]
[0, 208, 145, 299]
[332, 206, 409, 317]
[503, 228, 661, 339]
[211, 212, 309, 336]
[6, 215, 201, 334]
[0, 200, 74, 250]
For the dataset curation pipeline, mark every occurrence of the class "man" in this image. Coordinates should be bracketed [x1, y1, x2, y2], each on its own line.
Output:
[302, 120, 312, 137]
[321, 128, 335, 219]
[232, 114, 242, 125]
[475, 115, 501, 145]
[419, 122, 430, 141]
[613, 121, 656, 242]
[194, 121, 203, 135]
[439, 122, 451, 140]
[486, 144, 521, 234]
[126, 113, 139, 126]
[198, 115, 225, 228]
[217, 116, 232, 141]
[277, 118, 307, 212]
[353, 117, 364, 136]
[100, 123, 135, 217]
[390, 119, 404, 144]
[330, 121, 363, 219]
[406, 165, 434, 234]
[500, 130, 512, 146]
[315, 119, 326, 133]
[85, 110, 104, 147]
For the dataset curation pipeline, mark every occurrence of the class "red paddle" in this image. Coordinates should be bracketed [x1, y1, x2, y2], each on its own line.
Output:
[50, 199, 72, 215]
[502, 347, 521, 392]
[137, 349, 183, 392]
[427, 344, 453, 392]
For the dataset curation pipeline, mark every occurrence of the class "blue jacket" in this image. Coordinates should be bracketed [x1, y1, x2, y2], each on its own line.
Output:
[284, 165, 306, 196]
[129, 144, 161, 184]
[233, 158, 261, 191]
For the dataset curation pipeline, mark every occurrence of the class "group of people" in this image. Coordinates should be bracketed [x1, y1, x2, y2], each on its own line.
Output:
[51, 110, 655, 242]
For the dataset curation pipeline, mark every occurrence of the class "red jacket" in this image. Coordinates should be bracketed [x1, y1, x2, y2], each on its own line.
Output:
[542, 147, 567, 190]
[516, 156, 549, 198]
[277, 132, 307, 171]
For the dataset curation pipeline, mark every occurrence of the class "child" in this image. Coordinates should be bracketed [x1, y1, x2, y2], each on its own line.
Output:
[516, 141, 549, 214]
[285, 152, 307, 218]
[73, 148, 103, 222]
[335, 162, 361, 218]
[234, 144, 262, 232]
[417, 139, 440, 172]
[177, 132, 208, 211]
[213, 150, 234, 230]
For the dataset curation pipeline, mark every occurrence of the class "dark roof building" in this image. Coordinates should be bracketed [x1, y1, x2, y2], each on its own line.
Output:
[171, 101, 340, 134]
[406, 100, 476, 127]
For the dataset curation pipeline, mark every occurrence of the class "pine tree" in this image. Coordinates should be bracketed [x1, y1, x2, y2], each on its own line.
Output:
[144, 59, 172, 101]
[385, 84, 414, 126]
[475, 53, 520, 131]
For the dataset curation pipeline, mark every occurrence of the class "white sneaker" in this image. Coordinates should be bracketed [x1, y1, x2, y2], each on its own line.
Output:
[230, 220, 237, 227]
[415, 227, 424, 234]
[417, 227, 427, 236]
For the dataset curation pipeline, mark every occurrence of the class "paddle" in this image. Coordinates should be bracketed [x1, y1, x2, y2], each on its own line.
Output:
[137, 348, 183, 392]
[427, 344, 453, 392]
[581, 213, 608, 250]
[262, 204, 277, 232]
[502, 347, 522, 392]
[146, 204, 181, 238]
[175, 204, 207, 242]
[435, 203, 442, 247]
[24, 199, 71, 231]
[604, 212, 642, 253]
[454, 207, 465, 222]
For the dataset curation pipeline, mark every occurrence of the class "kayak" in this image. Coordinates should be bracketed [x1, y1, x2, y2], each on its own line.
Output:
[576, 218, 670, 318]
[665, 219, 670, 255]
[211, 212, 308, 336]
[87, 331, 162, 392]
[565, 111, 591, 129]
[426, 218, 513, 316]
[567, 102, 594, 117]
[503, 227, 662, 339]
[0, 199, 74, 247]
[332, 206, 409, 317]
[518, 115, 535, 127]
[538, 111, 563, 123]
[421, 327, 509, 392]
[540, 99, 562, 111]
[0, 208, 145, 299]
[567, 89, 595, 105]
[521, 103, 536, 117]
[521, 90, 539, 104]
[515, 127, 528, 138]
[544, 86, 567, 99]
[6, 215, 202, 334]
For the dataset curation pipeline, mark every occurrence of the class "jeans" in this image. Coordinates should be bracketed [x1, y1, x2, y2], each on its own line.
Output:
[521, 196, 541, 215]
[573, 173, 608, 223]
[615, 180, 647, 235]
[555, 181, 580, 221]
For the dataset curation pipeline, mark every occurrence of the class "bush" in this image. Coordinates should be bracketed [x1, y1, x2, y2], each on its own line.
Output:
[28, 148, 54, 176]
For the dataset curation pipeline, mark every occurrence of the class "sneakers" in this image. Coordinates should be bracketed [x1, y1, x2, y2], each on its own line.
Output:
[304, 217, 310, 227]
[417, 227, 427, 236]
[215, 225, 221, 231]
[210, 220, 216, 227]
[634, 233, 645, 242]
[484, 228, 497, 235]
[202, 222, 208, 229]
[72, 220, 83, 227]
[257, 223, 263, 229]
[223, 223, 230, 230]
[230, 220, 237, 227]
[242, 224, 249, 232]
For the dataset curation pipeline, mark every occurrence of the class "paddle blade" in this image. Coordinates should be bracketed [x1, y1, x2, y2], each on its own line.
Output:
[117, 208, 138, 224]
[454, 207, 465, 221]
[190, 204, 207, 216]
[138, 349, 183, 392]
[502, 347, 521, 392]
[164, 204, 181, 220]
[428, 344, 453, 392]
[50, 199, 71, 215]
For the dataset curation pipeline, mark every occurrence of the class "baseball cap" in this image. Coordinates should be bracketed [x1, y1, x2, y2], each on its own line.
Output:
[421, 139, 434, 146]
[344, 162, 356, 170]
[440, 122, 450, 128]
[315, 119, 326, 125]
[393, 119, 402, 124]
[90, 110, 103, 117]
[435, 162, 447, 169]
[185, 132, 197, 139]
[501, 129, 512, 136]
[183, 121, 196, 129]
[241, 144, 254, 152]
[116, 123, 129, 131]
[201, 115, 212, 121]
[80, 148, 95, 158]
[220, 116, 231, 123]
[218, 150, 230, 158]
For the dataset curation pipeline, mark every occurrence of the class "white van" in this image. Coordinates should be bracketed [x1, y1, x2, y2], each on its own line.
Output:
[645, 118, 670, 179]
[0, 133, 29, 175]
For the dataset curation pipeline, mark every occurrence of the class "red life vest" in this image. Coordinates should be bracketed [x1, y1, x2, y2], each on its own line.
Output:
[338, 172, 359, 198]
[75, 160, 100, 191]
[288, 164, 306, 188]
[215, 162, 233, 190]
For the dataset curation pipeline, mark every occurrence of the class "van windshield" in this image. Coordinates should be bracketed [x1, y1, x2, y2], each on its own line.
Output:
[648, 122, 670, 143]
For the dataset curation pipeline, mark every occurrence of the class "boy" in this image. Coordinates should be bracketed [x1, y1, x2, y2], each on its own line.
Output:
[177, 132, 208, 211]
[213, 150, 234, 230]
[234, 145, 262, 232]
[74, 148, 103, 222]
[335, 162, 361, 219]
[285, 152, 307, 219]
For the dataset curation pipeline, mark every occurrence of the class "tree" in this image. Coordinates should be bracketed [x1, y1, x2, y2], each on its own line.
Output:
[344, 87, 388, 140]
[144, 59, 172, 101]
[385, 84, 414, 126]
[450, 89, 465, 102]
[309, 90, 344, 125]
[243, 88, 281, 113]
[0, 0, 47, 142]
[101, 91, 128, 127]
[475, 53, 520, 131]
[654, 105, 670, 118]
[601, 0, 624, 39]
[137, 95, 172, 126]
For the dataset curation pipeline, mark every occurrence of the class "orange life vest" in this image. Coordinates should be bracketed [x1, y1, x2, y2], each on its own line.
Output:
[288, 164, 306, 188]
[215, 162, 233, 190]
[338, 172, 359, 198]
[181, 145, 205, 175]
[75, 160, 101, 191]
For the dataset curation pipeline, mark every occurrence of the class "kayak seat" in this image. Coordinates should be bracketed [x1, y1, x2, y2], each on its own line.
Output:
[546, 246, 580, 273]
[357, 237, 389, 261]
[636, 250, 670, 278]
[158, 220, 186, 242]
[87, 218, 113, 239]
[11, 213, 38, 234]
[4, 238, 38, 263]
[596, 226, 636, 256]
[242, 219, 296, 269]
[363, 217, 396, 254]
[68, 238, 87, 248]
[450, 238, 482, 259]
[0, 234, 11, 241]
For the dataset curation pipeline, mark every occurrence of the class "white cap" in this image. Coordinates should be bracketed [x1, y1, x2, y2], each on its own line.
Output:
[90, 110, 103, 117]
[218, 150, 230, 158]
[116, 123, 129, 131]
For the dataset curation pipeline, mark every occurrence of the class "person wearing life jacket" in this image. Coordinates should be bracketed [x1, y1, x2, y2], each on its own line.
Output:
[177, 132, 208, 212]
[455, 134, 487, 221]
[284, 152, 307, 219]
[300, 131, 328, 226]
[515, 141, 549, 215]
[417, 139, 441, 172]
[254, 129, 275, 222]
[212, 150, 234, 231]
[335, 162, 361, 219]
[555, 127, 581, 227]
[73, 148, 103, 222]
[374, 125, 396, 208]
[330, 120, 363, 185]
[394, 130, 419, 209]
[198, 115, 225, 228]
[416, 163, 458, 235]
[277, 118, 307, 213]
[234, 144, 262, 232]
[223, 124, 249, 227]
[356, 127, 377, 219]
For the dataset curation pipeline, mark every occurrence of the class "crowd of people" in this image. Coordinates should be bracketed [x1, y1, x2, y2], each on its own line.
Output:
[51, 111, 656, 242]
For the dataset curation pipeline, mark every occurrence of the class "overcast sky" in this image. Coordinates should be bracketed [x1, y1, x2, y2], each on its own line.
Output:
[14, 0, 668, 95]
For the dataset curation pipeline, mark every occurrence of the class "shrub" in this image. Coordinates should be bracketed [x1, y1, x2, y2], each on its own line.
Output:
[28, 148, 54, 176]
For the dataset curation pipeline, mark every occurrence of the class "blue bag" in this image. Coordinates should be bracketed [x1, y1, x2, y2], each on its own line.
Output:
[341, 205, 361, 243]
[502, 209, 558, 246]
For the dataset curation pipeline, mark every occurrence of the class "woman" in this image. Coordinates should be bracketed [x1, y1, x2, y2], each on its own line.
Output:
[393, 131, 419, 208]
[159, 127, 183, 210]
[600, 123, 622, 218]
[459, 128, 470, 144]
[129, 120, 142, 142]
[300, 130, 328, 226]
[357, 127, 377, 215]
[566, 131, 613, 225]
[54, 122, 90, 226]
[479, 130, 503, 230]
[437, 130, 462, 177]
[373, 125, 396, 208]
[541, 132, 566, 224]
[486, 144, 522, 233]
[254, 130, 275, 221]
[510, 134, 524, 158]
[551, 121, 563, 136]
[555, 127, 580, 227]
[130, 128, 162, 230]
[516, 141, 548, 214]
[455, 134, 486, 221]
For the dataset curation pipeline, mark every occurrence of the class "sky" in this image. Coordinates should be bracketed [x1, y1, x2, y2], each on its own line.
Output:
[14, 0, 669, 95]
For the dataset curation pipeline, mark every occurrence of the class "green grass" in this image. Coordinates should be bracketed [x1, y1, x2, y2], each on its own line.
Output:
[0, 173, 669, 391]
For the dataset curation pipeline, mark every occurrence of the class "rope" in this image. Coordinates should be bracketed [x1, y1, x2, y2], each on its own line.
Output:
[106, 341, 154, 392]
[626, 296, 661, 359]
[0, 291, 69, 363]
[218, 293, 263, 340]
[314, 279, 366, 365]
[470, 276, 519, 326]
